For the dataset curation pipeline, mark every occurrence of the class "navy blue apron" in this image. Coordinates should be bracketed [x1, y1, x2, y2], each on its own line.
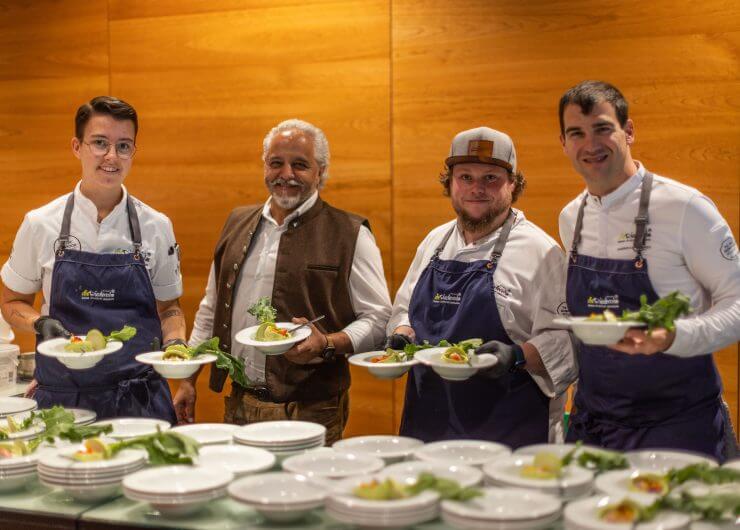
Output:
[401, 211, 550, 448]
[565, 173, 724, 460]
[34, 192, 176, 423]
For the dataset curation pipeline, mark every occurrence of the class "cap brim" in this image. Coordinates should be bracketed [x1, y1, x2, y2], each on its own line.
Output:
[445, 155, 512, 171]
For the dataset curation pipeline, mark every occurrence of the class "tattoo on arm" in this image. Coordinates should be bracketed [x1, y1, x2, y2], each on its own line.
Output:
[160, 308, 183, 320]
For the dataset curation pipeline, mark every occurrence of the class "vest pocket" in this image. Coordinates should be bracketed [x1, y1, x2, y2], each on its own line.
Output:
[305, 264, 340, 272]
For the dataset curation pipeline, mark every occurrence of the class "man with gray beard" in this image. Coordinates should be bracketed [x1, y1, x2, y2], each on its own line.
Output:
[386, 127, 576, 446]
[177, 119, 392, 444]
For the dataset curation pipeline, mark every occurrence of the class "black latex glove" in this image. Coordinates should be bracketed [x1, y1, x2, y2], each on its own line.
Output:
[33, 316, 71, 341]
[162, 338, 188, 351]
[475, 340, 523, 379]
[384, 333, 414, 350]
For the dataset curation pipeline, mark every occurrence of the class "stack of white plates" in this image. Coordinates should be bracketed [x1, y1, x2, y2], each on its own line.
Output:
[413, 440, 511, 467]
[38, 446, 146, 501]
[326, 474, 440, 528]
[441, 487, 562, 530]
[92, 417, 171, 440]
[483, 454, 594, 500]
[564, 494, 691, 530]
[123, 465, 234, 517]
[171, 423, 238, 445]
[0, 397, 36, 418]
[379, 460, 483, 488]
[333, 435, 424, 464]
[196, 444, 275, 477]
[0, 446, 57, 492]
[68, 408, 97, 426]
[233, 421, 326, 459]
[282, 451, 385, 479]
[228, 472, 326, 523]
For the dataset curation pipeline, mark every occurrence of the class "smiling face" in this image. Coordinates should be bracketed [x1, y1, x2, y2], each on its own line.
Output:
[449, 162, 514, 235]
[263, 129, 322, 211]
[560, 100, 637, 196]
[72, 114, 135, 192]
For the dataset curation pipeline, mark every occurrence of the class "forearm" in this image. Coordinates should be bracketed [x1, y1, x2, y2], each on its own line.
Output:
[157, 300, 187, 343]
[1, 287, 39, 333]
[522, 342, 547, 378]
[330, 331, 354, 355]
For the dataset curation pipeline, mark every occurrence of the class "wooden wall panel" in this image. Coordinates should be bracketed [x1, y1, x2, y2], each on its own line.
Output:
[392, 0, 739, 431]
[107, 0, 393, 434]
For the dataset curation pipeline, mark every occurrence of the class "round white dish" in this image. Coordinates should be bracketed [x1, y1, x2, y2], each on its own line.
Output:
[564, 494, 691, 530]
[282, 451, 385, 479]
[91, 417, 170, 439]
[234, 323, 312, 355]
[123, 465, 233, 496]
[196, 444, 275, 477]
[333, 435, 424, 464]
[625, 449, 717, 472]
[228, 472, 325, 521]
[135, 351, 217, 379]
[441, 486, 561, 521]
[379, 460, 483, 488]
[233, 420, 326, 445]
[170, 423, 238, 445]
[413, 439, 511, 467]
[594, 469, 669, 505]
[348, 351, 419, 380]
[37, 337, 122, 369]
[414, 347, 497, 381]
[0, 397, 37, 418]
[552, 317, 646, 346]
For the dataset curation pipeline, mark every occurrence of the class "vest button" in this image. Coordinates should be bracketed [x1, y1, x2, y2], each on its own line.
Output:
[225, 302, 230, 309]
[226, 282, 232, 289]
[242, 245, 248, 254]
[223, 343, 229, 350]
[291, 221, 299, 228]
[233, 263, 239, 271]
[222, 323, 228, 328]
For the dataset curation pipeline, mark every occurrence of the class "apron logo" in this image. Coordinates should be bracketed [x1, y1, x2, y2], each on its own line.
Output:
[720, 236, 738, 261]
[587, 294, 619, 309]
[557, 302, 570, 316]
[433, 292, 462, 305]
[80, 288, 116, 302]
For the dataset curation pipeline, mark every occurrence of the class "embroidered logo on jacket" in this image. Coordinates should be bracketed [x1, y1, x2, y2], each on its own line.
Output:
[433, 292, 462, 305]
[720, 237, 738, 261]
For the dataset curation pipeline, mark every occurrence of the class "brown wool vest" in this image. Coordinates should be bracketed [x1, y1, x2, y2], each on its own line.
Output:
[208, 197, 369, 402]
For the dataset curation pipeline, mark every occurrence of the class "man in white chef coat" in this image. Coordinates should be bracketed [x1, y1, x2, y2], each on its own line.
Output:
[386, 126, 577, 447]
[558, 80, 740, 460]
[177, 119, 392, 444]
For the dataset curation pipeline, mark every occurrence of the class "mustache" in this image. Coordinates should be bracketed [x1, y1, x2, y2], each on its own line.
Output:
[268, 178, 304, 188]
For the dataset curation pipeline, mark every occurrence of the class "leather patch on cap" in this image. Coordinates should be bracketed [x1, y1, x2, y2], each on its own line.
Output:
[467, 139, 493, 159]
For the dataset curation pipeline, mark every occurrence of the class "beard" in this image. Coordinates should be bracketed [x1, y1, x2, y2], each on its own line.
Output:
[266, 177, 309, 210]
[452, 196, 510, 234]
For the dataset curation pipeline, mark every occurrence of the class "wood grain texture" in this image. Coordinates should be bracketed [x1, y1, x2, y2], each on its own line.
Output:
[0, 0, 737, 440]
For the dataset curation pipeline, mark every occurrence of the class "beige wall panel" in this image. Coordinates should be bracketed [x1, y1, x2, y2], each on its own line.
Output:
[393, 0, 739, 432]
[107, 1, 391, 434]
[0, 1, 110, 354]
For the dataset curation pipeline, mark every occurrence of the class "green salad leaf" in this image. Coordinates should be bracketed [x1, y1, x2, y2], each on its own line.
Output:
[166, 337, 252, 389]
[667, 463, 740, 486]
[247, 297, 277, 324]
[105, 325, 137, 342]
[108, 429, 199, 466]
[620, 291, 692, 331]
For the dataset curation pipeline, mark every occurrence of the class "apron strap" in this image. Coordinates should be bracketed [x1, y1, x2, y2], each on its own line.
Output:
[570, 194, 588, 262]
[490, 209, 516, 265]
[126, 195, 143, 257]
[633, 172, 653, 268]
[432, 226, 456, 259]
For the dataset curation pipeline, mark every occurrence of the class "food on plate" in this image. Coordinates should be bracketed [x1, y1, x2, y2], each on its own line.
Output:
[353, 472, 481, 501]
[562, 441, 629, 472]
[630, 473, 669, 495]
[63, 325, 137, 353]
[247, 297, 293, 341]
[584, 291, 691, 332]
[598, 499, 643, 523]
[521, 451, 563, 479]
[161, 344, 194, 361]
[666, 463, 740, 486]
[442, 345, 470, 364]
[66, 429, 199, 465]
[157, 337, 249, 388]
[72, 437, 112, 462]
[0, 440, 32, 458]
[370, 349, 412, 363]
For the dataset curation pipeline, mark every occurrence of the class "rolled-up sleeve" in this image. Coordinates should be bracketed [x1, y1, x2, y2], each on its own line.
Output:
[1, 215, 43, 295]
[188, 262, 217, 347]
[342, 226, 392, 353]
[150, 216, 183, 301]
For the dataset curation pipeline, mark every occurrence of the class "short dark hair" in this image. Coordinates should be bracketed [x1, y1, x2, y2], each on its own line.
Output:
[558, 80, 628, 135]
[439, 166, 527, 203]
[75, 96, 138, 140]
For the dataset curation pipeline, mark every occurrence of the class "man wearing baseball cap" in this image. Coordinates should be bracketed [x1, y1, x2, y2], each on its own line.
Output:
[386, 127, 576, 447]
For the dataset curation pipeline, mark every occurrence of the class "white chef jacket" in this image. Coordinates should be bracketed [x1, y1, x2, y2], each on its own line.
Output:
[189, 191, 392, 383]
[388, 209, 577, 442]
[559, 164, 740, 357]
[1, 182, 183, 314]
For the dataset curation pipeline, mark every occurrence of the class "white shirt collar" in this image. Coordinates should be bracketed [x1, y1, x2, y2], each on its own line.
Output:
[453, 208, 525, 252]
[587, 163, 646, 209]
[73, 181, 129, 225]
[262, 190, 319, 227]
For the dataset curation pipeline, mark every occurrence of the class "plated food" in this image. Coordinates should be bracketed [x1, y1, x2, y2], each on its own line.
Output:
[37, 326, 135, 369]
[415, 347, 497, 381]
[248, 297, 294, 342]
[63, 325, 136, 353]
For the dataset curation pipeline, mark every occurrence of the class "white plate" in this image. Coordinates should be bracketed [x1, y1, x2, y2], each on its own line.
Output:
[170, 423, 238, 445]
[234, 323, 312, 355]
[135, 351, 217, 379]
[0, 411, 44, 440]
[234, 420, 326, 445]
[442, 486, 561, 521]
[123, 465, 233, 496]
[625, 449, 717, 472]
[442, 510, 560, 530]
[483, 454, 594, 500]
[594, 469, 669, 505]
[39, 448, 146, 472]
[37, 337, 123, 369]
[328, 474, 441, 512]
[325, 502, 438, 527]
[228, 472, 326, 507]
[91, 417, 170, 439]
[379, 460, 483, 488]
[564, 494, 691, 530]
[348, 351, 419, 379]
[552, 317, 646, 346]
[333, 435, 424, 464]
[282, 452, 385, 479]
[0, 397, 37, 418]
[722, 459, 740, 472]
[515, 443, 602, 458]
[413, 440, 511, 467]
[196, 444, 275, 477]
[68, 408, 97, 425]
[414, 348, 497, 381]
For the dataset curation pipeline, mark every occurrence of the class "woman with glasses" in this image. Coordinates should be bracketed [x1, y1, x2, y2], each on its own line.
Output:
[0, 96, 184, 422]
